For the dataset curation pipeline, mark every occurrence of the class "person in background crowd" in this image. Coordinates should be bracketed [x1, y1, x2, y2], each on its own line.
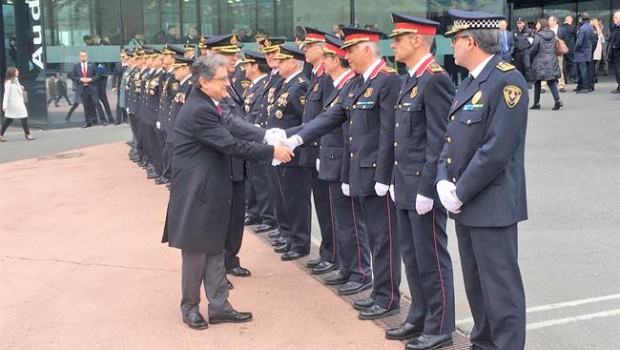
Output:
[574, 12, 596, 93]
[128, 33, 146, 46]
[530, 18, 563, 110]
[560, 15, 577, 83]
[55, 74, 72, 106]
[68, 51, 107, 127]
[609, 10, 620, 94]
[82, 35, 94, 46]
[47, 74, 59, 107]
[8, 37, 18, 65]
[513, 18, 533, 87]
[499, 19, 514, 62]
[543, 15, 567, 93]
[1, 67, 34, 142]
[591, 18, 606, 84]
[183, 26, 199, 44]
[166, 25, 180, 44]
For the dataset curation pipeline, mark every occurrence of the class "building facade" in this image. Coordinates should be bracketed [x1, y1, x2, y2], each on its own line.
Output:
[1, 0, 619, 126]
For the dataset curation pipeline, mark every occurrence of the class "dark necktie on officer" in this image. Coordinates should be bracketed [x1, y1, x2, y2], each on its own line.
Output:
[217, 104, 223, 116]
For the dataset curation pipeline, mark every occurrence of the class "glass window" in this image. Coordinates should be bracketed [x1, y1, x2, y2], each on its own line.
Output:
[291, 0, 350, 40]
[356, 0, 427, 35]
[161, 0, 181, 44]
[181, 0, 199, 42]
[578, 0, 611, 33]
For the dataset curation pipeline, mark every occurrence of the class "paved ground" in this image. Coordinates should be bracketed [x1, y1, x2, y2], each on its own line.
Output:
[1, 80, 619, 349]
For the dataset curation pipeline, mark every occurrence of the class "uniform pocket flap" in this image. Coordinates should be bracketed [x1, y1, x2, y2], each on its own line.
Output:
[459, 112, 483, 125]
[360, 159, 377, 168]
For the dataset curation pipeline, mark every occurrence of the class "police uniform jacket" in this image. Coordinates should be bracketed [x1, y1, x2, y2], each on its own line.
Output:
[119, 66, 133, 109]
[265, 71, 308, 167]
[437, 55, 528, 227]
[167, 77, 193, 144]
[393, 57, 454, 211]
[144, 69, 163, 125]
[255, 72, 283, 127]
[137, 69, 151, 120]
[513, 28, 533, 52]
[298, 64, 334, 167]
[243, 75, 268, 124]
[162, 88, 274, 254]
[124, 67, 138, 113]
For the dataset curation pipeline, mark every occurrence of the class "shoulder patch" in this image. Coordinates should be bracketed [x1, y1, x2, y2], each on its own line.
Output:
[496, 62, 515, 72]
[381, 66, 398, 74]
[428, 63, 444, 73]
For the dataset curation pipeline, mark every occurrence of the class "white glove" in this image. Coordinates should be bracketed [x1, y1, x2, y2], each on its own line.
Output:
[264, 128, 287, 145]
[415, 194, 434, 216]
[374, 182, 389, 197]
[389, 184, 395, 202]
[156, 121, 161, 130]
[281, 135, 303, 151]
[436, 180, 463, 214]
[316, 159, 320, 172]
[341, 183, 350, 197]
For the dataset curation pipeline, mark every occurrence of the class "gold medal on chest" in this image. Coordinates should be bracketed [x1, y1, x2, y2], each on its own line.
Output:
[410, 86, 418, 99]
[472, 91, 482, 104]
[313, 83, 319, 92]
[275, 110, 283, 119]
[364, 87, 373, 98]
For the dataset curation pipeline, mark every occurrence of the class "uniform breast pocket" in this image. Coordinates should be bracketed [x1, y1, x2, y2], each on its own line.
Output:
[354, 100, 377, 132]
[307, 91, 321, 103]
[458, 112, 483, 126]
[404, 103, 424, 135]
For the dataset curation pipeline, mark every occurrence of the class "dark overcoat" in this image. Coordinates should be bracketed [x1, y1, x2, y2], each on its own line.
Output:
[162, 87, 274, 254]
[530, 29, 561, 81]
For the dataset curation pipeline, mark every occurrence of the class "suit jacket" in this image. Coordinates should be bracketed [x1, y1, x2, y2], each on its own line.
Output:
[162, 88, 274, 254]
[70, 61, 100, 101]
[437, 55, 528, 227]
[392, 57, 454, 211]
[298, 64, 334, 167]
[607, 24, 620, 61]
[265, 71, 308, 167]
[500, 30, 515, 62]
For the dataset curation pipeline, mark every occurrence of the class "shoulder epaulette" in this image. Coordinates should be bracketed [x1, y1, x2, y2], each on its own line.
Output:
[381, 66, 397, 74]
[427, 63, 444, 73]
[496, 62, 515, 72]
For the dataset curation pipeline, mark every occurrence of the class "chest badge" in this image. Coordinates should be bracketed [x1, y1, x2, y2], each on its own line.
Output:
[313, 83, 319, 92]
[275, 110, 283, 119]
[330, 96, 339, 107]
[410, 86, 418, 99]
[472, 90, 482, 104]
[364, 87, 373, 98]
[503, 85, 522, 108]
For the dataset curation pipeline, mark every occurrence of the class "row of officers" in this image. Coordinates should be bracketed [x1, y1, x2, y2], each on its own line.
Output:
[123, 9, 529, 350]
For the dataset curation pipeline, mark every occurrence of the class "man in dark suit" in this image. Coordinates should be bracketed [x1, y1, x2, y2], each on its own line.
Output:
[574, 13, 596, 93]
[385, 14, 456, 350]
[609, 10, 620, 94]
[162, 55, 293, 330]
[69, 51, 106, 128]
[438, 10, 528, 350]
[499, 19, 514, 62]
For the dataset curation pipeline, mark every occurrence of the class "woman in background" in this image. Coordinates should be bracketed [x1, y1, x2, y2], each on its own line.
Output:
[591, 18, 605, 84]
[530, 18, 563, 110]
[1, 67, 35, 142]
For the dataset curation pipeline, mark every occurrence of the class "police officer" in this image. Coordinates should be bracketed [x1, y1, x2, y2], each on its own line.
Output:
[298, 28, 338, 275]
[386, 13, 455, 350]
[265, 44, 310, 261]
[513, 18, 533, 86]
[139, 48, 160, 179]
[438, 10, 528, 350]
[127, 49, 148, 166]
[283, 27, 401, 320]
[167, 56, 194, 155]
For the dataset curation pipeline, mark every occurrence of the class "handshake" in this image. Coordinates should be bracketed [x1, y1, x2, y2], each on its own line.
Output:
[263, 128, 304, 166]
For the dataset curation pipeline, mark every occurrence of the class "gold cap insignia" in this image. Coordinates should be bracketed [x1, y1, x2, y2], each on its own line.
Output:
[230, 35, 238, 45]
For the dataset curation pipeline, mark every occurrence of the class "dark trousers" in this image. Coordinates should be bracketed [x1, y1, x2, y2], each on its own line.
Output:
[247, 161, 277, 226]
[563, 54, 577, 83]
[534, 80, 560, 104]
[576, 61, 593, 90]
[356, 194, 400, 309]
[225, 180, 246, 269]
[312, 169, 336, 263]
[56, 92, 71, 105]
[0, 118, 30, 136]
[455, 222, 526, 350]
[163, 141, 174, 179]
[276, 166, 312, 254]
[128, 112, 139, 145]
[245, 172, 259, 219]
[613, 57, 620, 90]
[144, 123, 163, 174]
[180, 249, 232, 316]
[97, 78, 114, 122]
[331, 183, 372, 283]
[269, 167, 291, 240]
[397, 207, 454, 335]
[514, 51, 531, 82]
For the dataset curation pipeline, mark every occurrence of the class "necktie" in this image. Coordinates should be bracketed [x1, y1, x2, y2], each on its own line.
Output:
[82, 63, 87, 77]
[460, 75, 474, 91]
[216, 104, 223, 116]
[502, 31, 508, 52]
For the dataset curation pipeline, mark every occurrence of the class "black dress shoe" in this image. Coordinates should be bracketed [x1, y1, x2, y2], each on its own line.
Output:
[324, 273, 349, 286]
[244, 216, 261, 226]
[147, 171, 160, 179]
[552, 101, 563, 110]
[406, 333, 453, 350]
[227, 279, 234, 290]
[576, 89, 592, 94]
[271, 237, 288, 246]
[311, 261, 339, 275]
[209, 309, 253, 324]
[267, 230, 281, 239]
[274, 244, 289, 253]
[386, 322, 423, 340]
[102, 121, 108, 126]
[182, 311, 208, 330]
[114, 121, 121, 125]
[226, 266, 251, 277]
[529, 103, 540, 110]
[254, 224, 276, 233]
[281, 251, 306, 261]
[358, 304, 400, 320]
[338, 281, 372, 296]
[155, 177, 170, 185]
[352, 297, 375, 310]
[306, 257, 323, 268]
[81, 123, 92, 128]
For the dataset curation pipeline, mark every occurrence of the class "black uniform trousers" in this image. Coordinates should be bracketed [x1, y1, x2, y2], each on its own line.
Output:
[356, 195, 400, 309]
[330, 183, 372, 283]
[225, 180, 246, 269]
[247, 161, 278, 226]
[397, 207, 455, 335]
[245, 171, 260, 220]
[155, 128, 169, 178]
[269, 167, 291, 241]
[144, 124, 163, 175]
[276, 166, 312, 255]
[514, 51, 531, 82]
[128, 112, 139, 145]
[455, 222, 525, 350]
[311, 169, 336, 263]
